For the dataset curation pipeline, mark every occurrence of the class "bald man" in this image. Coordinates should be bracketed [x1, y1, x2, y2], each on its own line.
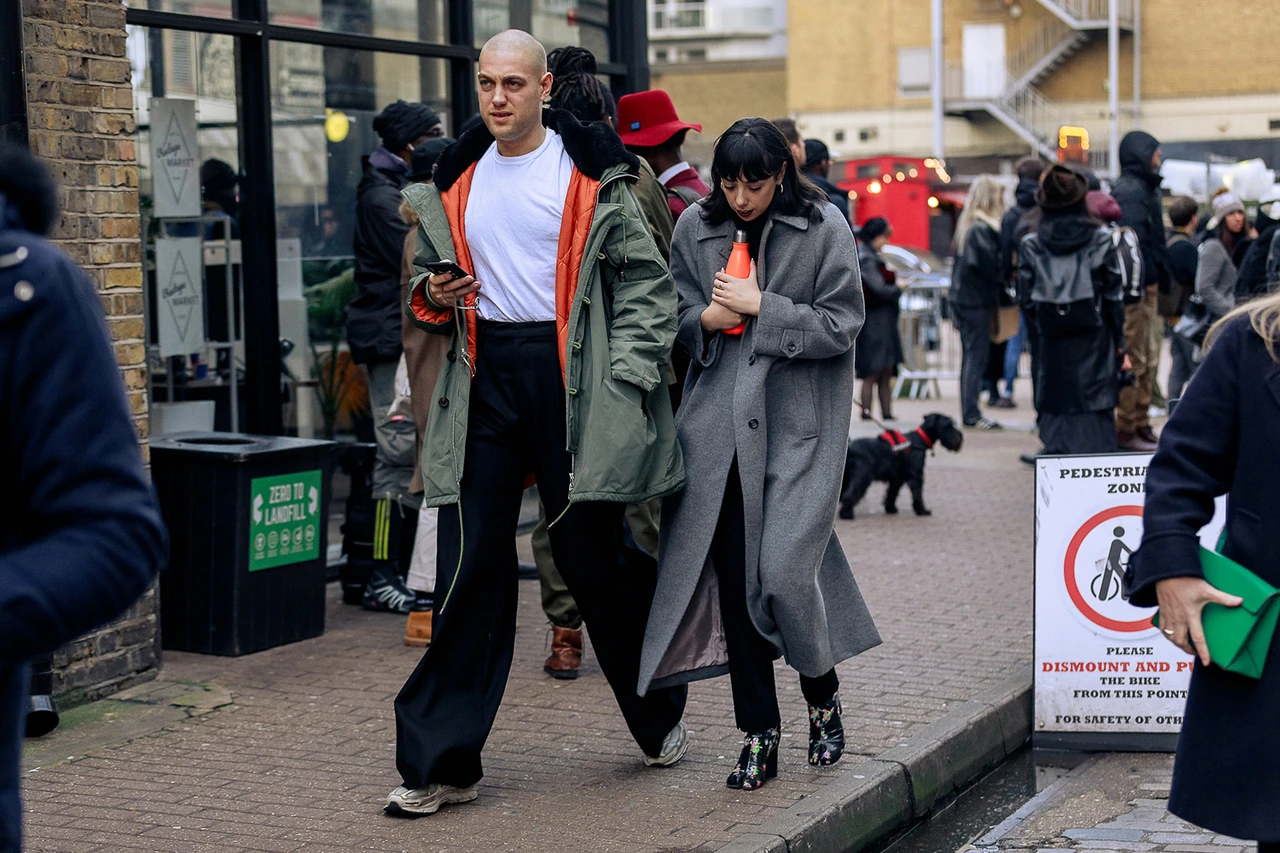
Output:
[388, 30, 689, 817]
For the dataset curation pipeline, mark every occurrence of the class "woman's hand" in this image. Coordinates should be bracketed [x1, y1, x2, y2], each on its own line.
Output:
[428, 272, 480, 308]
[701, 301, 745, 333]
[712, 260, 762, 317]
[1155, 576, 1243, 666]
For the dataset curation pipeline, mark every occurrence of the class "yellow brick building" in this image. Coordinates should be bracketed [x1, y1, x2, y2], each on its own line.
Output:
[787, 0, 1280, 176]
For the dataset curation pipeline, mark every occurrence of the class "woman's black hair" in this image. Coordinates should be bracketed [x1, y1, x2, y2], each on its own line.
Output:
[700, 117, 828, 226]
[548, 46, 617, 126]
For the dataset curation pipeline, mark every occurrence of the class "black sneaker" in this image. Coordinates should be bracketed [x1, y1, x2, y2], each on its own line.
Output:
[363, 566, 415, 614]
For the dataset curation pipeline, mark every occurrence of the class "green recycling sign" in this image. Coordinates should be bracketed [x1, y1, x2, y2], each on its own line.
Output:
[249, 470, 322, 571]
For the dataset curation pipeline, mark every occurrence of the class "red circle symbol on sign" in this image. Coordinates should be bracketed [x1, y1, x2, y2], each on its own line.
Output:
[1064, 504, 1153, 633]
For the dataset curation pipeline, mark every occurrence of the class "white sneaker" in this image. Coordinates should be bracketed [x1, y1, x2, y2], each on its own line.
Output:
[384, 783, 478, 817]
[642, 720, 689, 768]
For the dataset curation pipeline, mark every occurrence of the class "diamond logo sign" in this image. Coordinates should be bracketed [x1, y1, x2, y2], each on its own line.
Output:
[149, 98, 201, 217]
[155, 238, 204, 357]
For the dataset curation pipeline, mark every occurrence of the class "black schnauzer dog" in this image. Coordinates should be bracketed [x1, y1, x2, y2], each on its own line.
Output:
[838, 413, 965, 520]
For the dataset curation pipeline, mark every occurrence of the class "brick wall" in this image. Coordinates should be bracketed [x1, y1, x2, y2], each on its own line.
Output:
[650, 61, 788, 165]
[22, 0, 159, 705]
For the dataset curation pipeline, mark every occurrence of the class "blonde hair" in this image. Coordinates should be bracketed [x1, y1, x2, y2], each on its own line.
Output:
[1205, 289, 1280, 362]
[399, 198, 419, 227]
[954, 175, 1007, 255]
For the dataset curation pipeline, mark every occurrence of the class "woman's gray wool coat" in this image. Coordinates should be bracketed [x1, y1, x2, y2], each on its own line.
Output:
[639, 202, 883, 695]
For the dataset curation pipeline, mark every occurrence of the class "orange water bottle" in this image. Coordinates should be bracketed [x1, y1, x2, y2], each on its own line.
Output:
[723, 228, 751, 336]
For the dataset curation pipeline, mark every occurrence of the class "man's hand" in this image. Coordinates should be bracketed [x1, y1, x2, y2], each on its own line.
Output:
[712, 260, 762, 317]
[701, 301, 745, 333]
[1155, 576, 1243, 666]
[428, 272, 480, 307]
[1121, 353, 1133, 372]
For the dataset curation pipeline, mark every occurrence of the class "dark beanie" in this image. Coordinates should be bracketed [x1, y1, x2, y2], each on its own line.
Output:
[859, 216, 891, 242]
[1036, 164, 1089, 212]
[408, 138, 454, 181]
[372, 100, 441, 153]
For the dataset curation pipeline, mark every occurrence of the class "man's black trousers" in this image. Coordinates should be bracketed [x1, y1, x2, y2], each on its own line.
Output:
[394, 320, 686, 789]
[711, 460, 838, 734]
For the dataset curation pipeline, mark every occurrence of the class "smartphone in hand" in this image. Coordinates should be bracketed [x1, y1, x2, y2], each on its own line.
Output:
[423, 259, 472, 281]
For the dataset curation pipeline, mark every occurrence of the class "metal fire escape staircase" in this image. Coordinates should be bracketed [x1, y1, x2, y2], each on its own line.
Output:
[947, 0, 1133, 168]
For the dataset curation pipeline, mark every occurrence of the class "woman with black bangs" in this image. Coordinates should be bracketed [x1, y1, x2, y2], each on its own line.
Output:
[639, 117, 881, 791]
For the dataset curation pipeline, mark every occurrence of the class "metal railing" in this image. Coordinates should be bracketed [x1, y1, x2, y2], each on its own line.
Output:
[894, 284, 1029, 400]
[1039, 0, 1133, 25]
[997, 83, 1063, 151]
[895, 283, 960, 399]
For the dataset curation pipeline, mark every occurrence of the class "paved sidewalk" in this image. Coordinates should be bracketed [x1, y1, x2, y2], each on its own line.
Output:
[967, 753, 1252, 853]
[22, 396, 1040, 853]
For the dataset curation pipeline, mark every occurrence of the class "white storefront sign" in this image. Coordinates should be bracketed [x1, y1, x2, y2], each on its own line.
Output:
[149, 98, 201, 218]
[155, 238, 205, 358]
[1034, 453, 1224, 746]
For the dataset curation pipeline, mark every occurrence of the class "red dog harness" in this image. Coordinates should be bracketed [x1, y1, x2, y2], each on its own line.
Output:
[878, 428, 934, 454]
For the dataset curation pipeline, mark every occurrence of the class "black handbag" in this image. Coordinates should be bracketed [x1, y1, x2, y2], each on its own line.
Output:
[1173, 294, 1213, 347]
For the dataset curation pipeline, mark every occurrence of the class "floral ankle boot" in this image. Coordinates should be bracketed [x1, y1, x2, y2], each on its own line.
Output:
[726, 726, 780, 790]
[808, 694, 845, 766]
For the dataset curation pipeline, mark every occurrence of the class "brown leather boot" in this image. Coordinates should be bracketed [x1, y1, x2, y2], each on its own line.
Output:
[543, 627, 582, 680]
[404, 609, 432, 648]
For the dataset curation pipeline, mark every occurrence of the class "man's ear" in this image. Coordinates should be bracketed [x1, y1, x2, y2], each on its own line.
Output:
[540, 71, 553, 101]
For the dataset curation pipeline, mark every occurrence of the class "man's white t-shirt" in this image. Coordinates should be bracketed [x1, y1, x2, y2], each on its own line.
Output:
[465, 129, 573, 323]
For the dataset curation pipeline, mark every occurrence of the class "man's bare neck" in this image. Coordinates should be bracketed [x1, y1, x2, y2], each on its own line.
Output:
[496, 125, 547, 158]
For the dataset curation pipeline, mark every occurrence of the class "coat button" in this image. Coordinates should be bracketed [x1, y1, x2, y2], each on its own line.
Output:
[438, 397, 449, 409]
[786, 342, 798, 353]
[747, 354, 756, 366]
[446, 349, 457, 362]
[748, 418, 759, 429]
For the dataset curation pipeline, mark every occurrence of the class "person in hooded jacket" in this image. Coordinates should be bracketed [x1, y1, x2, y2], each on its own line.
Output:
[350, 100, 443, 614]
[950, 175, 1007, 430]
[1017, 164, 1129, 455]
[0, 143, 167, 853]
[1111, 131, 1167, 451]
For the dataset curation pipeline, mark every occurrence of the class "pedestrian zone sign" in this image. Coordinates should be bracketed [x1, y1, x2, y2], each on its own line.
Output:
[1034, 453, 1224, 748]
[249, 470, 322, 571]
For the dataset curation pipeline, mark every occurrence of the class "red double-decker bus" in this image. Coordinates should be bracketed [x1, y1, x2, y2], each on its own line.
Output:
[835, 155, 963, 255]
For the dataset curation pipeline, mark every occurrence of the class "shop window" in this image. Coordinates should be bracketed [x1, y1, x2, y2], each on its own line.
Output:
[473, 0, 610, 60]
[270, 45, 450, 437]
[128, 25, 246, 431]
[269, 0, 448, 44]
[125, 0, 234, 18]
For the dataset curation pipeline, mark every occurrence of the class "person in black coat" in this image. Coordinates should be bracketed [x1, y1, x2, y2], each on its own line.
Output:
[0, 144, 167, 853]
[1017, 164, 1127, 455]
[1235, 198, 1280, 301]
[951, 175, 1008, 429]
[1125, 290, 1280, 851]
[348, 100, 442, 612]
[855, 217, 903, 420]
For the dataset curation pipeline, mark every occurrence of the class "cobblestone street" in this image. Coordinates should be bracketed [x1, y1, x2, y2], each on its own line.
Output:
[22, 398, 1040, 853]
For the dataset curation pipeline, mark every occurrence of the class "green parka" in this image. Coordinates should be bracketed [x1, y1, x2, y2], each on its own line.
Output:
[402, 110, 685, 508]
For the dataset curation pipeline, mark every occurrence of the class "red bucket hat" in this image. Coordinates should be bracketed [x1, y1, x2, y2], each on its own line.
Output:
[616, 90, 702, 147]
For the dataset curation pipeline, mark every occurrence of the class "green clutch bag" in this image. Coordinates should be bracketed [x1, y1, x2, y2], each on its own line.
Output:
[1154, 546, 1280, 679]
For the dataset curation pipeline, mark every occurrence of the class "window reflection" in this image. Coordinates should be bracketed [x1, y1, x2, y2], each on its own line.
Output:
[269, 0, 448, 44]
[124, 0, 234, 18]
[475, 0, 610, 60]
[270, 44, 449, 437]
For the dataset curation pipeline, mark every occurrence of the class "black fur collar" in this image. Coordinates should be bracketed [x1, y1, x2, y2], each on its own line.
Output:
[433, 109, 639, 192]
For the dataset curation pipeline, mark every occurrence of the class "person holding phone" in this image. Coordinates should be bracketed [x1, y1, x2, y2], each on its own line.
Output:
[389, 29, 688, 818]
[638, 117, 880, 791]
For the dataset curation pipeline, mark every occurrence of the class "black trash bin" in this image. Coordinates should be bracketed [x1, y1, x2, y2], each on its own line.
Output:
[151, 432, 335, 656]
